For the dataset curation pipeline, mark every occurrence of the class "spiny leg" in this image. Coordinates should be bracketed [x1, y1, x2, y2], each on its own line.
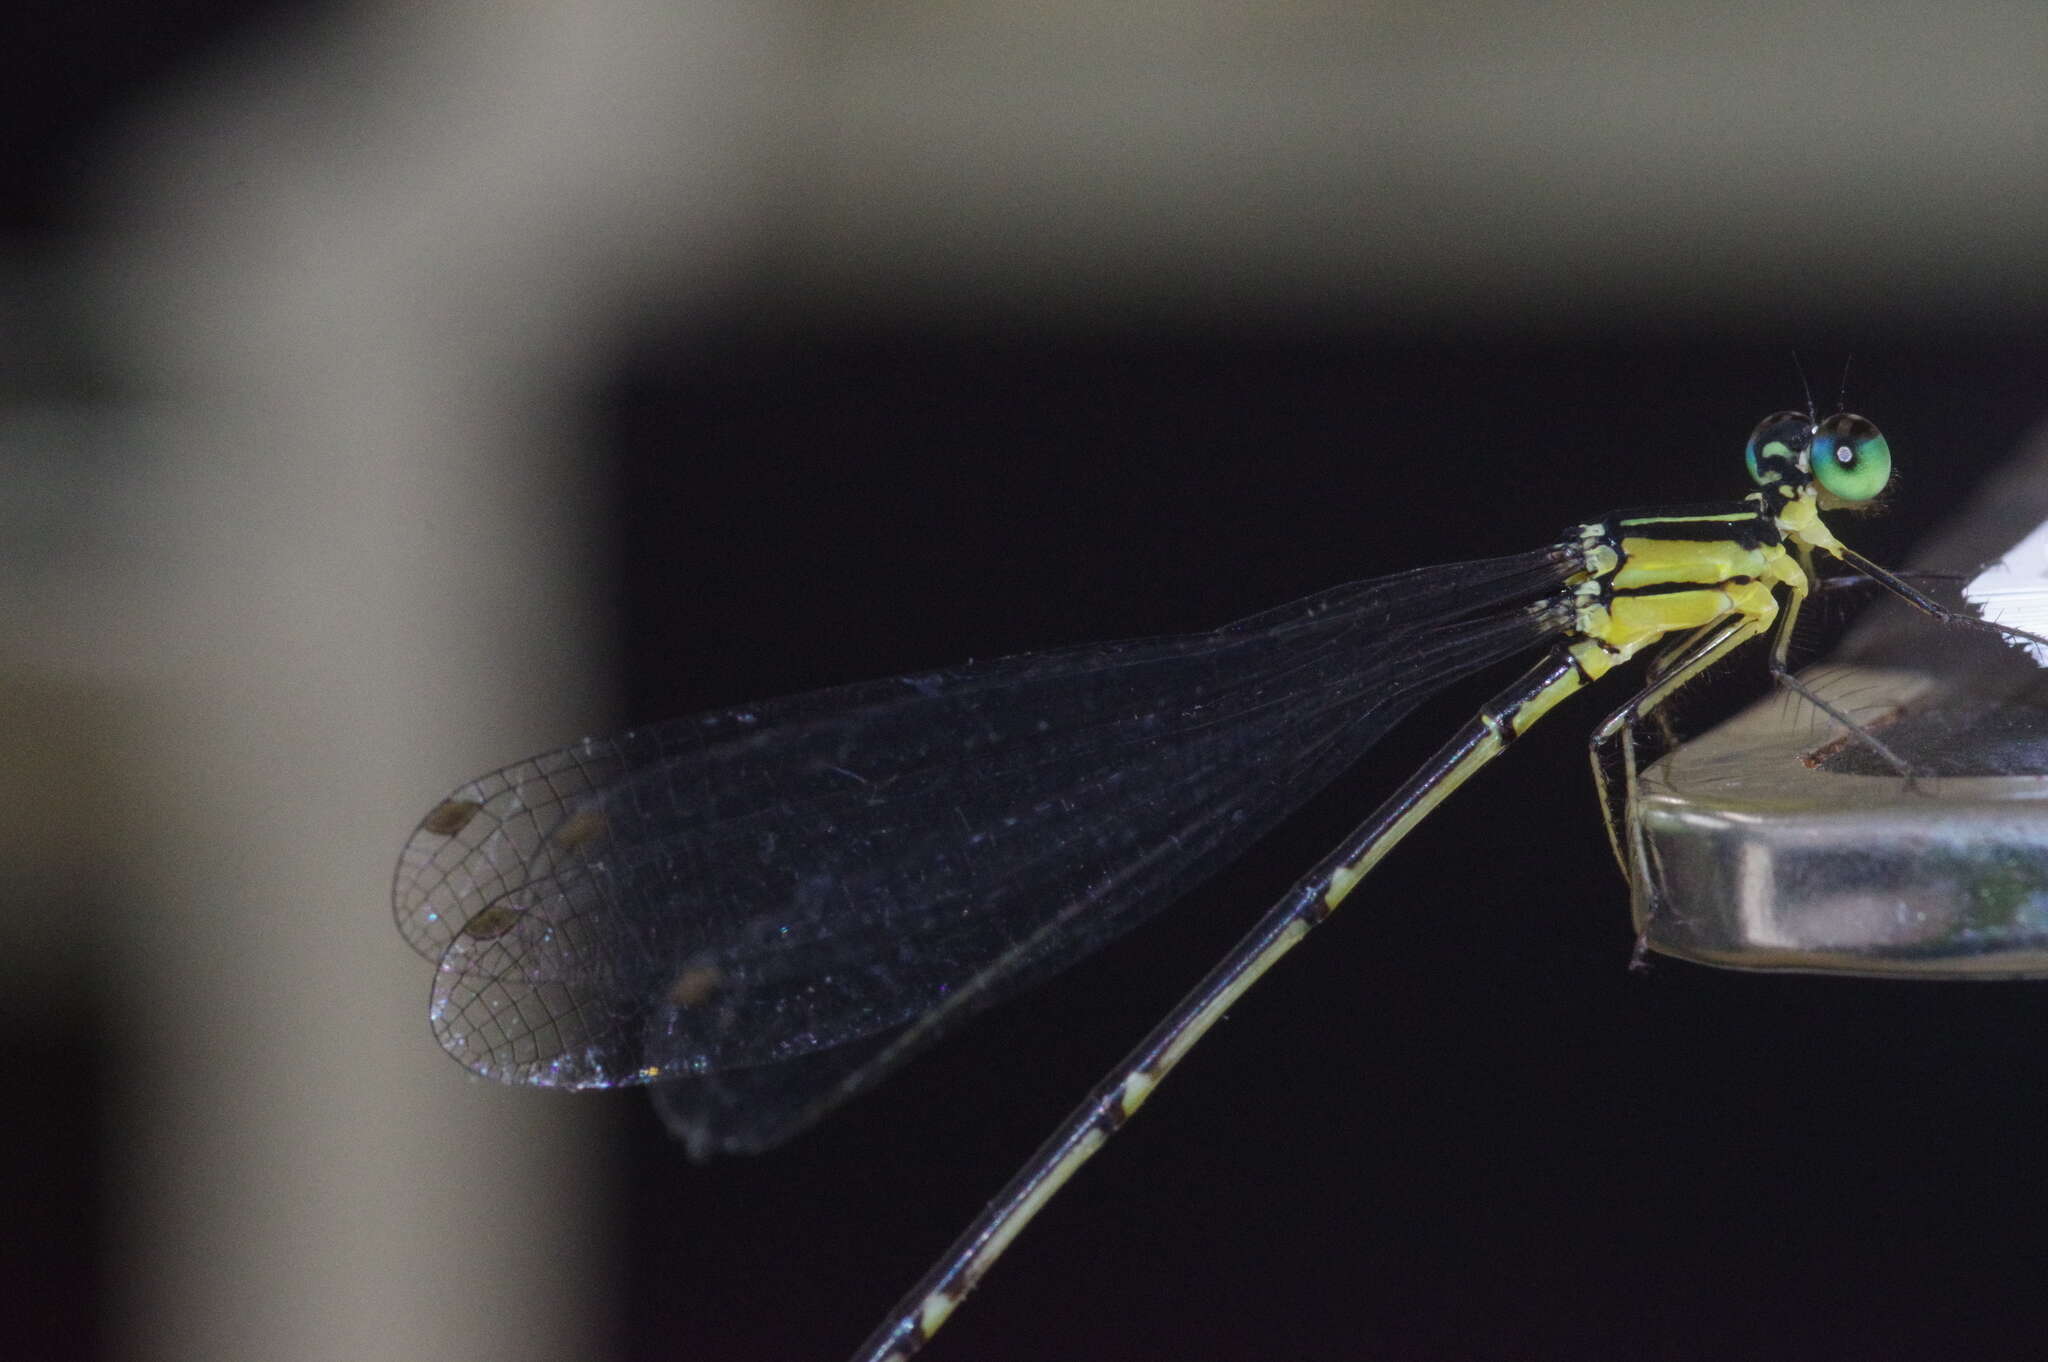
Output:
[1766, 550, 1915, 777]
[1590, 615, 1768, 972]
[1597, 618, 1761, 966]
[1589, 614, 1762, 881]
[1834, 544, 2048, 654]
[1643, 617, 1726, 749]
[1646, 618, 1725, 684]
[1784, 546, 2048, 779]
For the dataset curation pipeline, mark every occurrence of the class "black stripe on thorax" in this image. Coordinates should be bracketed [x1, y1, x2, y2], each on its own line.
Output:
[1610, 575, 1757, 599]
[1603, 498, 1780, 549]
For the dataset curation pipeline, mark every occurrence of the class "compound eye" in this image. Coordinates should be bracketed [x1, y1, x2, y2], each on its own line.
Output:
[1809, 412, 1892, 503]
[1745, 411, 1811, 486]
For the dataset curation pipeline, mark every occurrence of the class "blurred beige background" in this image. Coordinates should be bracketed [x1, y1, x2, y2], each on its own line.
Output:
[3, 2, 2044, 1360]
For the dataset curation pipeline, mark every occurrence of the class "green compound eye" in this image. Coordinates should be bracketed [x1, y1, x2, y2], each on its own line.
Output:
[1745, 410, 1811, 486]
[1809, 412, 1892, 503]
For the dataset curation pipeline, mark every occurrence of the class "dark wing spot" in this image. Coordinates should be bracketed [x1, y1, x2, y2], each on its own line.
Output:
[459, 903, 525, 941]
[420, 799, 483, 837]
[550, 808, 608, 853]
[668, 964, 724, 1008]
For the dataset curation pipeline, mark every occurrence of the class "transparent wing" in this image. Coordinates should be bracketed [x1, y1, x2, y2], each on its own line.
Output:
[395, 546, 1577, 1154]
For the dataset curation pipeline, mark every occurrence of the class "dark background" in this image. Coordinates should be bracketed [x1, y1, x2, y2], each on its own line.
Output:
[11, 3, 2048, 1360]
[605, 324, 2048, 1360]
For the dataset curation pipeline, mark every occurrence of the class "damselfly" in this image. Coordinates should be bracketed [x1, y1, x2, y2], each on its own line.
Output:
[394, 408, 2037, 1359]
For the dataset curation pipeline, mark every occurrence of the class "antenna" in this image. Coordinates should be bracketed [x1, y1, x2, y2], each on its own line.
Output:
[1791, 350, 1817, 426]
